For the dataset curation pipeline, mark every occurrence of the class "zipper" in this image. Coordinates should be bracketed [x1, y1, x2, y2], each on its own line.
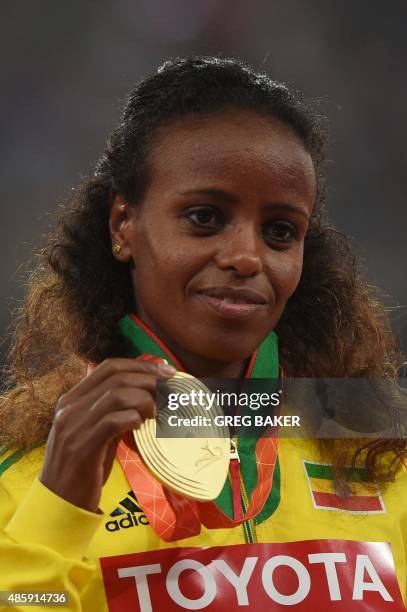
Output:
[230, 438, 243, 521]
[230, 436, 257, 544]
[239, 468, 257, 543]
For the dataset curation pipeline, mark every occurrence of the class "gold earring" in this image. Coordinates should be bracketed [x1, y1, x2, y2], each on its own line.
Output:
[113, 244, 122, 254]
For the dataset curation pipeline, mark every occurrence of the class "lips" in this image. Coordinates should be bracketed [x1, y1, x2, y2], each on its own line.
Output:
[197, 286, 268, 304]
[195, 286, 269, 319]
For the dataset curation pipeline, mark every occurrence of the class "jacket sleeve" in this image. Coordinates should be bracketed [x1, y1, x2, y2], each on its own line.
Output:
[0, 477, 104, 611]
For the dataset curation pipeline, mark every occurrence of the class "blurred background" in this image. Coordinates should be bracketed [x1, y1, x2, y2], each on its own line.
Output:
[1, 0, 406, 371]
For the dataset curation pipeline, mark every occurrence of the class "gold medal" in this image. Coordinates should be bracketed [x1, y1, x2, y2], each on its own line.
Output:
[133, 372, 230, 501]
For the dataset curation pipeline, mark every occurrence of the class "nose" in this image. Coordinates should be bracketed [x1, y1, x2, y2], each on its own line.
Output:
[215, 223, 263, 277]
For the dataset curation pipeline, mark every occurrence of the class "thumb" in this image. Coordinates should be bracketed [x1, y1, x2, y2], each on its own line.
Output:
[103, 434, 122, 485]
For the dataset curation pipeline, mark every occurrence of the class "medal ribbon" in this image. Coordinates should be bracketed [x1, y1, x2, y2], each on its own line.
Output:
[115, 313, 280, 541]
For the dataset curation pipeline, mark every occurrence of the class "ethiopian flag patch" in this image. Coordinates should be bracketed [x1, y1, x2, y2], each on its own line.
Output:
[303, 460, 386, 514]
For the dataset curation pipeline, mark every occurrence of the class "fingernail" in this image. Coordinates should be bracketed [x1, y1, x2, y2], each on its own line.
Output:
[159, 363, 177, 376]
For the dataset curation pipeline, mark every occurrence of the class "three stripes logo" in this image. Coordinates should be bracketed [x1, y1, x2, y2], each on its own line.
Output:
[105, 490, 150, 532]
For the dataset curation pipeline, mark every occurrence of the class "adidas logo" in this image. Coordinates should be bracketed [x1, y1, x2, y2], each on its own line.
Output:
[105, 490, 149, 532]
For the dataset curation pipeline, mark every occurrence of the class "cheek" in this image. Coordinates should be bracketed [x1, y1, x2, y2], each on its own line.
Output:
[131, 229, 193, 300]
[269, 249, 304, 304]
[133, 218, 210, 289]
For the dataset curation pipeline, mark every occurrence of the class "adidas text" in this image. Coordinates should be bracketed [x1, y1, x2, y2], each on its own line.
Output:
[105, 512, 149, 532]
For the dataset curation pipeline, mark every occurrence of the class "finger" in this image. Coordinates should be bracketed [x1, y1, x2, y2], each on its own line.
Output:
[86, 387, 156, 423]
[91, 408, 148, 445]
[59, 358, 176, 406]
[156, 380, 172, 411]
[60, 371, 160, 416]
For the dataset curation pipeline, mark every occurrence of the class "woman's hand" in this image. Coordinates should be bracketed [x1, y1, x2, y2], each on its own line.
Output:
[39, 358, 176, 513]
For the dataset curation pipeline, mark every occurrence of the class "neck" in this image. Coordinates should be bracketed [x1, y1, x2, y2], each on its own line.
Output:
[164, 344, 249, 379]
[132, 314, 249, 378]
[120, 312, 279, 381]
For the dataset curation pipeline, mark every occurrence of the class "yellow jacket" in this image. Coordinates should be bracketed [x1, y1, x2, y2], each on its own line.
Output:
[1, 437, 406, 610]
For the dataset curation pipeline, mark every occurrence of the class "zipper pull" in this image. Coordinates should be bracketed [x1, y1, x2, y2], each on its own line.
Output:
[230, 439, 240, 462]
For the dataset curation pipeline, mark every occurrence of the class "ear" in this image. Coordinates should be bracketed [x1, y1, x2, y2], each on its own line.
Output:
[109, 192, 135, 263]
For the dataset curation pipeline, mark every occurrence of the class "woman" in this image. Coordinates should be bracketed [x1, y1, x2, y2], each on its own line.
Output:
[0, 56, 406, 610]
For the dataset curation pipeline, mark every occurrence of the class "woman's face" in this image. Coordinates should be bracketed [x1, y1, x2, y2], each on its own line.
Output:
[111, 110, 316, 372]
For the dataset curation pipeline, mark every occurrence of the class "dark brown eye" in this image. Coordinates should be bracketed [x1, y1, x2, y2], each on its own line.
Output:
[263, 220, 297, 243]
[194, 210, 215, 224]
[186, 206, 224, 229]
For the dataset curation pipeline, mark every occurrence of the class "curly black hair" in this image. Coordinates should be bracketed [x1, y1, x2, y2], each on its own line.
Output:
[1, 56, 404, 485]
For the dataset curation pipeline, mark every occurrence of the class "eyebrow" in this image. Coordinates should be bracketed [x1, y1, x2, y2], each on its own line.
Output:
[177, 188, 311, 219]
